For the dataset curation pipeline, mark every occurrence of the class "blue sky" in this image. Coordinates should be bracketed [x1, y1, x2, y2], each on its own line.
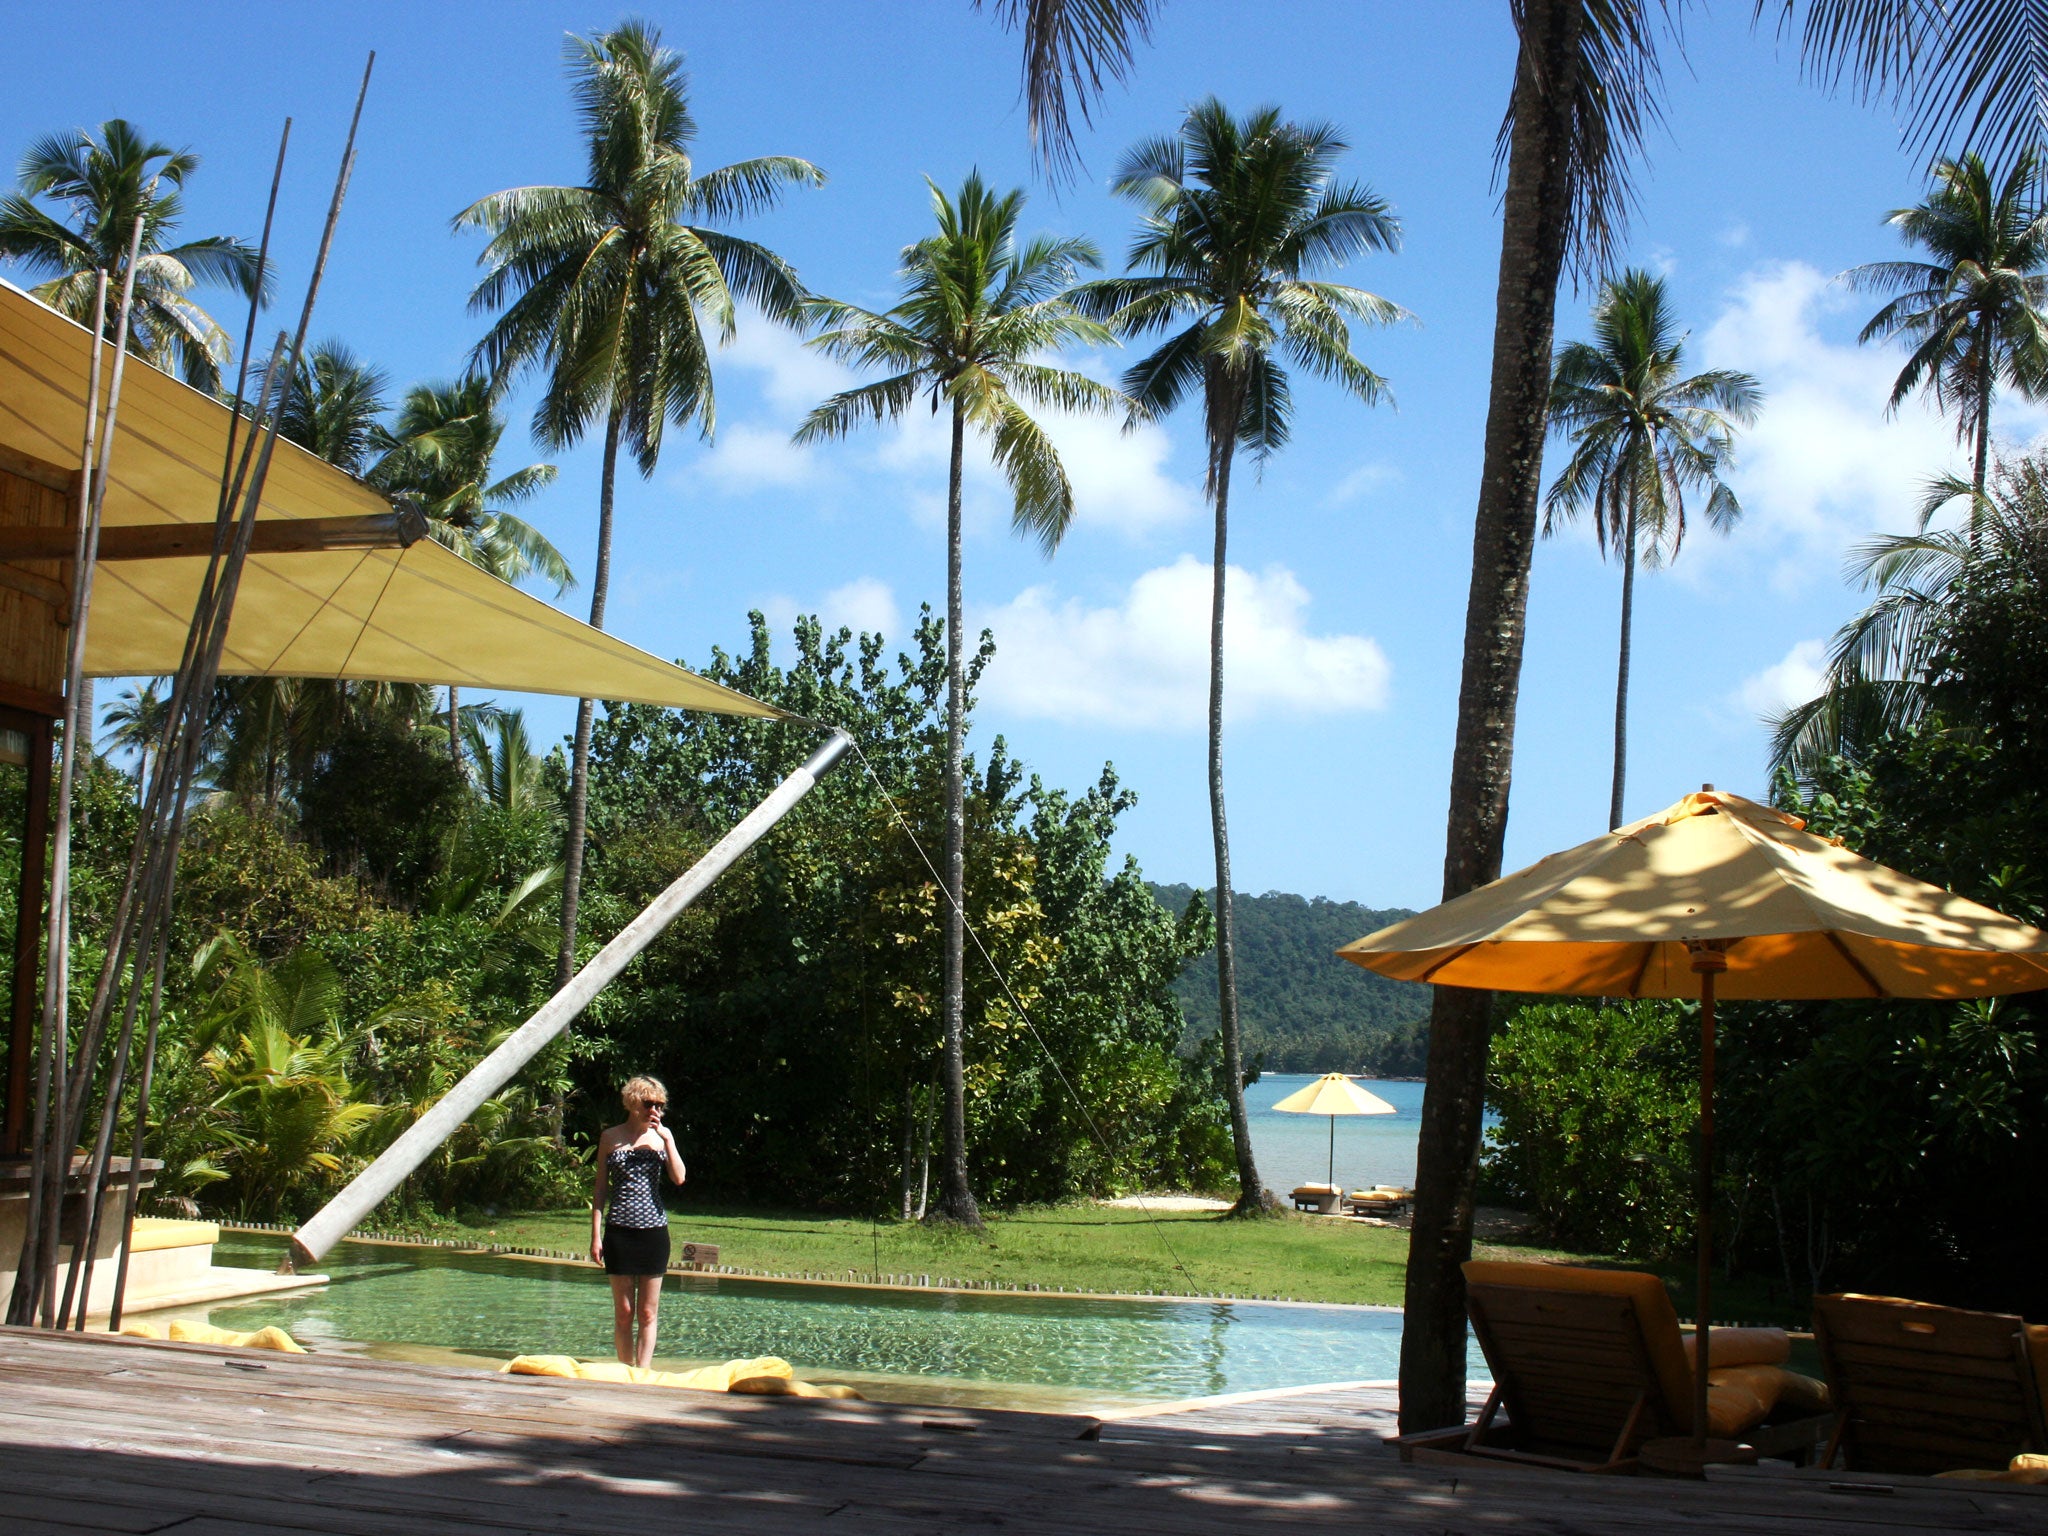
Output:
[6, 2, 2029, 910]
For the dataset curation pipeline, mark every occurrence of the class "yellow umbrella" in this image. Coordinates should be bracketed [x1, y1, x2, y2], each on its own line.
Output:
[1270, 1072, 1396, 1191]
[1338, 787, 2048, 1459]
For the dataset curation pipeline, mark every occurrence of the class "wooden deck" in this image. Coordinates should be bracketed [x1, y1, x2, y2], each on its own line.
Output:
[4, 1328, 2043, 1534]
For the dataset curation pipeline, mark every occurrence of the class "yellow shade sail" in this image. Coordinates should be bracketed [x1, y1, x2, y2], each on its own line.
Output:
[1337, 790, 2048, 1000]
[0, 280, 779, 717]
[1269, 1073, 1396, 1117]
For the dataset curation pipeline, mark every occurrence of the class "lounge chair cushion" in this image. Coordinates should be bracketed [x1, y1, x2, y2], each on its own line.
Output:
[1683, 1325, 1791, 1369]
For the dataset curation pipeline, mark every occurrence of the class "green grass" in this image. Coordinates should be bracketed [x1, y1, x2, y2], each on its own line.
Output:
[400, 1202, 1577, 1308]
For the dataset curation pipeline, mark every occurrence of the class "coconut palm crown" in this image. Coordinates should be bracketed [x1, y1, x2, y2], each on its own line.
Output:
[0, 119, 264, 392]
[1848, 150, 2048, 501]
[1543, 268, 1760, 829]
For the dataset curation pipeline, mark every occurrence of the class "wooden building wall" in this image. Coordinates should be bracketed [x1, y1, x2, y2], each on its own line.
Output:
[0, 450, 74, 716]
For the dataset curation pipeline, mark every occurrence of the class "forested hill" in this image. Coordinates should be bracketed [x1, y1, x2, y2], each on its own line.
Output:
[1148, 885, 1431, 1074]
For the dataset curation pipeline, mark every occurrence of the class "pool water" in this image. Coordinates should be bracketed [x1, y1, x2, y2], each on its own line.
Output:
[201, 1234, 1484, 1412]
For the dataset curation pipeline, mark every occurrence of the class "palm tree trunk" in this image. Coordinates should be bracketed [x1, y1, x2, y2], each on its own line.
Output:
[556, 406, 623, 993]
[448, 686, 462, 776]
[1208, 439, 1267, 1218]
[1399, 0, 1586, 1435]
[1971, 329, 1993, 553]
[933, 399, 981, 1228]
[1610, 497, 1638, 832]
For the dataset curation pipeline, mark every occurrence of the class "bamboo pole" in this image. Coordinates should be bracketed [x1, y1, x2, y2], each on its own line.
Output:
[286, 729, 853, 1270]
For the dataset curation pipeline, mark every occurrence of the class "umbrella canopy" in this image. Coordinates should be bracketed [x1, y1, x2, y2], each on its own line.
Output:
[1271, 1072, 1395, 1192]
[1337, 790, 2048, 997]
[1271, 1073, 1397, 1117]
[1338, 787, 2048, 1461]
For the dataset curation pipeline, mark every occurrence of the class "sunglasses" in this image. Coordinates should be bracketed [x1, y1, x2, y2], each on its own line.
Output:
[644, 1101, 667, 1112]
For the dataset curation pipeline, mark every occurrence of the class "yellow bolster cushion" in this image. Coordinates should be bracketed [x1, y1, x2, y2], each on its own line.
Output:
[1682, 1326, 1791, 1369]
[500, 1353, 858, 1398]
[163, 1320, 306, 1353]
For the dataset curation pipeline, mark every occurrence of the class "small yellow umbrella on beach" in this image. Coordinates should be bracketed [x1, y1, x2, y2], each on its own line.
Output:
[1337, 786, 2048, 1461]
[1270, 1073, 1396, 1192]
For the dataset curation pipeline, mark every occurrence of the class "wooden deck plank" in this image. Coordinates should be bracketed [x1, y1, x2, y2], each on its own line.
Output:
[3, 1329, 2042, 1535]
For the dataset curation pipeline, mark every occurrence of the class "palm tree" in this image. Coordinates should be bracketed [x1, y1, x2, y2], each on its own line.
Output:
[0, 119, 263, 392]
[370, 377, 572, 771]
[1848, 151, 2048, 511]
[1544, 270, 1760, 830]
[100, 678, 170, 799]
[1768, 461, 2042, 777]
[1076, 101, 1404, 1218]
[457, 20, 824, 992]
[994, 0, 2048, 1433]
[795, 173, 1118, 1227]
[274, 341, 389, 475]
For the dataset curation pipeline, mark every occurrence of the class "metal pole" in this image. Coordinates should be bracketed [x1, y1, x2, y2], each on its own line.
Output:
[285, 729, 853, 1270]
[1690, 948, 1725, 1453]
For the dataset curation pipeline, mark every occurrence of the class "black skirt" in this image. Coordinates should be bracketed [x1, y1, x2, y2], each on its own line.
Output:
[603, 1224, 670, 1277]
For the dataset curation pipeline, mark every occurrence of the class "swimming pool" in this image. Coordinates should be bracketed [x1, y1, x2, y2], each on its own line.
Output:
[196, 1234, 1484, 1412]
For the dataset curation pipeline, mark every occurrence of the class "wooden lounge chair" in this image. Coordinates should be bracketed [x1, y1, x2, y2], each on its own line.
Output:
[1398, 1261, 1830, 1474]
[1813, 1293, 2048, 1476]
[1344, 1187, 1410, 1218]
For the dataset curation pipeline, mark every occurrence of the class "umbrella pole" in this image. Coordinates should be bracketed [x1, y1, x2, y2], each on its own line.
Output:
[1328, 1115, 1336, 1191]
[1690, 945, 1727, 1453]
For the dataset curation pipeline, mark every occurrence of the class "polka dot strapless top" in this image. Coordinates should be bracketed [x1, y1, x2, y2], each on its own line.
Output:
[605, 1143, 668, 1229]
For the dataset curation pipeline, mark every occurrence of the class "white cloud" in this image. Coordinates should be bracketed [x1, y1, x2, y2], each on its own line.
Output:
[1736, 638, 1827, 720]
[1693, 261, 2048, 592]
[716, 313, 851, 414]
[975, 556, 1391, 730]
[1718, 222, 1751, 249]
[1323, 460, 1400, 507]
[699, 422, 821, 490]
[759, 577, 902, 644]
[820, 576, 899, 639]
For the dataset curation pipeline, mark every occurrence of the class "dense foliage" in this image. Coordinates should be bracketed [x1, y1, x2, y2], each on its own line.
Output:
[10, 613, 1235, 1226]
[1149, 885, 1426, 1073]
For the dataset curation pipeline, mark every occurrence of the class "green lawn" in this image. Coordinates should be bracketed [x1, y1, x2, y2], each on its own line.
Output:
[391, 1202, 1573, 1308]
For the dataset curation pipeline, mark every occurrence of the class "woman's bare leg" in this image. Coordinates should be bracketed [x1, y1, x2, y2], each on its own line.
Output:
[633, 1275, 663, 1368]
[610, 1275, 636, 1363]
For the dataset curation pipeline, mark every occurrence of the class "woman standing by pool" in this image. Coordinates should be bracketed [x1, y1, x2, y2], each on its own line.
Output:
[591, 1075, 686, 1366]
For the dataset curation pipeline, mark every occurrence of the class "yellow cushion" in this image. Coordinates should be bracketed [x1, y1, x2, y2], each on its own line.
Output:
[162, 1319, 305, 1353]
[128, 1217, 221, 1253]
[1683, 1326, 1791, 1369]
[1464, 1261, 1696, 1435]
[499, 1353, 851, 1397]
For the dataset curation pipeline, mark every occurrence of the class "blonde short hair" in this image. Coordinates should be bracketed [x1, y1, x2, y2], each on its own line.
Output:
[621, 1075, 667, 1111]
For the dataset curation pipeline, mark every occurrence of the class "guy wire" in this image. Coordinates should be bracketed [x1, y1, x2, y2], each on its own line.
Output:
[838, 732, 1192, 1282]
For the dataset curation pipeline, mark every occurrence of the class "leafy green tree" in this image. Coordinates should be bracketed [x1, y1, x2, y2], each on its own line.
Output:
[0, 119, 263, 391]
[577, 611, 1229, 1210]
[1544, 269, 1759, 828]
[795, 173, 1116, 1227]
[1848, 150, 2048, 504]
[457, 19, 823, 993]
[1078, 100, 1403, 1216]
